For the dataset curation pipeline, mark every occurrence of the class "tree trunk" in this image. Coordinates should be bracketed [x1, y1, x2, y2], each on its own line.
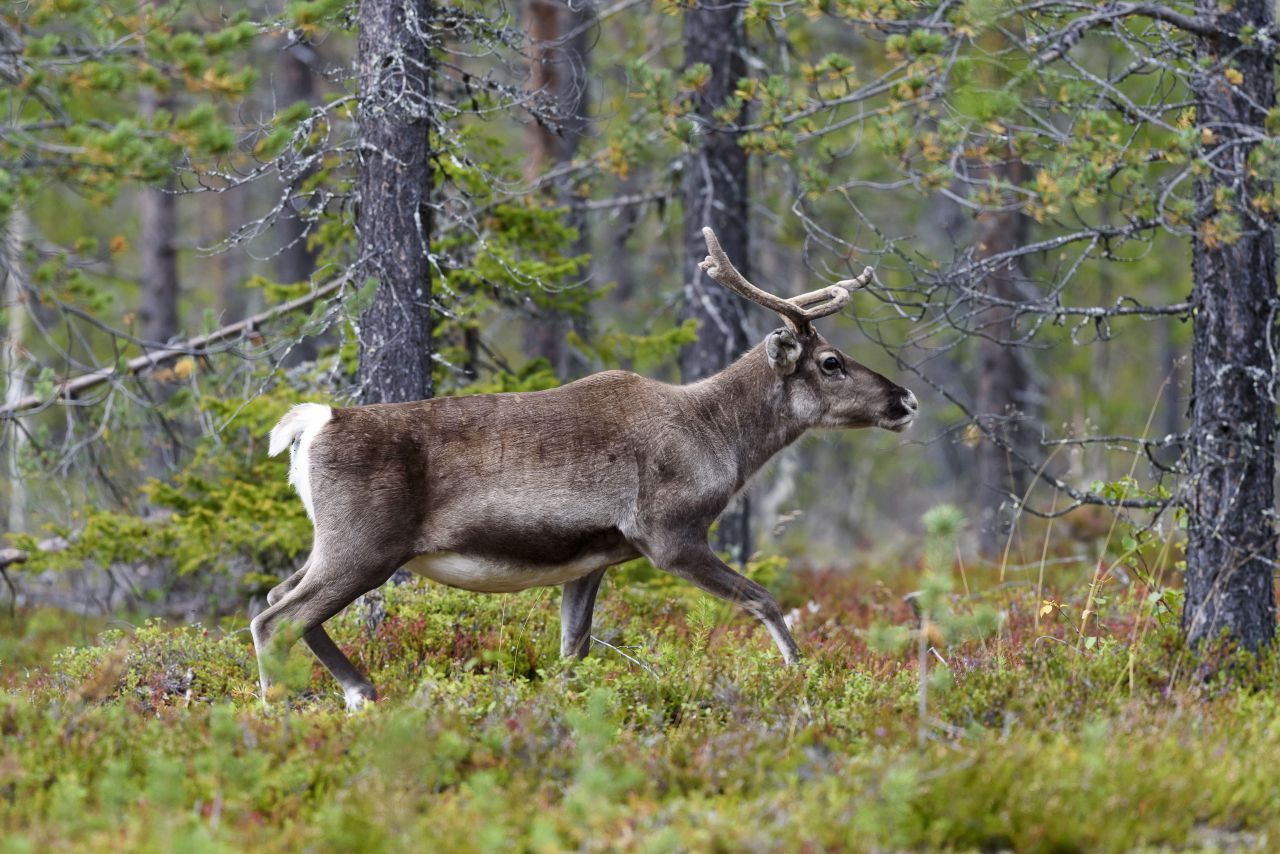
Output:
[218, 186, 251, 321]
[278, 40, 319, 290]
[355, 0, 434, 405]
[522, 0, 593, 380]
[277, 38, 321, 363]
[973, 158, 1037, 557]
[139, 85, 180, 346]
[3, 209, 28, 535]
[138, 72, 182, 477]
[681, 0, 753, 568]
[1152, 317, 1185, 471]
[1184, 0, 1277, 654]
[604, 175, 641, 306]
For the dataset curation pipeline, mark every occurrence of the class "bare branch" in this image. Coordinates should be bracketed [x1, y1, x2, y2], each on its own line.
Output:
[1, 278, 347, 419]
[1031, 2, 1215, 67]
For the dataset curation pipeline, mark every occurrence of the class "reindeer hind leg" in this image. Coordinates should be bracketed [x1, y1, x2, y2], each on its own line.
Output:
[250, 551, 398, 710]
[560, 567, 608, 659]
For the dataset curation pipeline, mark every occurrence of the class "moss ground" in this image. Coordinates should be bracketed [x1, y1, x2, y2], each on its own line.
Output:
[1, 559, 1277, 852]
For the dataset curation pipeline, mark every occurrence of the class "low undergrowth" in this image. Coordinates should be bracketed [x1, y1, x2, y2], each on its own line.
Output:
[2, 557, 1277, 852]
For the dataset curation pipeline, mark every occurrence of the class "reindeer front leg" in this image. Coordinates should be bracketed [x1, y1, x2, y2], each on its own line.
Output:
[640, 535, 801, 665]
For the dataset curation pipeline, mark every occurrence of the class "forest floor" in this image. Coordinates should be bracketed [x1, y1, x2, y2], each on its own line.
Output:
[1, 556, 1278, 852]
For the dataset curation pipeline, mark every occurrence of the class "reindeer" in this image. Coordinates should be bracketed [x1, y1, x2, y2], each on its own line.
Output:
[254, 227, 918, 709]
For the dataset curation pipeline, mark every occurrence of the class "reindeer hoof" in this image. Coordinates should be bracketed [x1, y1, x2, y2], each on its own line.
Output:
[344, 685, 378, 713]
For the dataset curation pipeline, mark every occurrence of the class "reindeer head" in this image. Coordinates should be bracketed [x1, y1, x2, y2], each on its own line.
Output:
[699, 227, 918, 433]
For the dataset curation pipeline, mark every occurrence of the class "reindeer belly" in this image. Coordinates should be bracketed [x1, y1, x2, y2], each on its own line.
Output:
[403, 549, 628, 593]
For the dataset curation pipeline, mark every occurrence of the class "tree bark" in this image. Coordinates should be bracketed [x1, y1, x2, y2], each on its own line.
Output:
[522, 0, 590, 180]
[277, 38, 321, 363]
[355, 0, 434, 405]
[681, 0, 753, 567]
[218, 185, 251, 321]
[278, 40, 319, 290]
[1184, 0, 1277, 653]
[522, 0, 593, 380]
[973, 158, 1037, 556]
[1152, 317, 1185, 471]
[137, 68, 182, 477]
[3, 209, 28, 535]
[139, 85, 180, 346]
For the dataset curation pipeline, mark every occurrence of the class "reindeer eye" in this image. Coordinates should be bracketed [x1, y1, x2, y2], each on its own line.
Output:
[821, 355, 841, 373]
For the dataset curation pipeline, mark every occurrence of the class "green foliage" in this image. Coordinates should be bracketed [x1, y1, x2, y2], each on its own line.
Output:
[451, 359, 561, 396]
[1, 2, 1264, 844]
[864, 505, 1003, 734]
[570, 319, 699, 375]
[9, 386, 314, 596]
[141, 391, 314, 577]
[3, 558, 1280, 850]
[7, 0, 256, 206]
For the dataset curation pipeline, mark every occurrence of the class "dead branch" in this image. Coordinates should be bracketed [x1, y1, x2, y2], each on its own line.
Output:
[1, 278, 346, 419]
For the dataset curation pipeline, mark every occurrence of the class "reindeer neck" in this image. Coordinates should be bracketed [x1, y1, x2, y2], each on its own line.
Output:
[681, 344, 810, 486]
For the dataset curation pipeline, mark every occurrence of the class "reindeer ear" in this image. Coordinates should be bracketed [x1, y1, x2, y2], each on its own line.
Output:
[766, 328, 802, 376]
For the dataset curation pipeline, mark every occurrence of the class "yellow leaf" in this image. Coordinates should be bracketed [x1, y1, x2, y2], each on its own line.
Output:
[1225, 67, 1244, 86]
[1039, 600, 1055, 617]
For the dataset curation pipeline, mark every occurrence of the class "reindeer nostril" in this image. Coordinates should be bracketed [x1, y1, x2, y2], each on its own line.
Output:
[901, 390, 918, 412]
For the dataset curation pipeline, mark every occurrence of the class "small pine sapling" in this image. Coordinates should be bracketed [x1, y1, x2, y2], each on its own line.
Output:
[865, 504, 1003, 743]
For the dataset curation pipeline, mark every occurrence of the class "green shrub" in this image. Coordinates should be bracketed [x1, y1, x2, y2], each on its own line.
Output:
[4, 525, 1275, 850]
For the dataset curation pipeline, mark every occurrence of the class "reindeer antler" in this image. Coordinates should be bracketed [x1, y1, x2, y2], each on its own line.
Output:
[698, 227, 873, 334]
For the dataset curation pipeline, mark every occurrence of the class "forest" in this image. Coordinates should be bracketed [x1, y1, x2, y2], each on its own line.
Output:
[3, 0, 1280, 849]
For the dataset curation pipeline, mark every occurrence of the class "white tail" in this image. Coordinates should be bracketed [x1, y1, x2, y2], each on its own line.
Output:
[267, 403, 332, 520]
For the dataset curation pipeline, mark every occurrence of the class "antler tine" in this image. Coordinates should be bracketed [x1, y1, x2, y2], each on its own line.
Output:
[784, 265, 874, 320]
[700, 227, 809, 331]
[700, 228, 874, 331]
[833, 266, 875, 293]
